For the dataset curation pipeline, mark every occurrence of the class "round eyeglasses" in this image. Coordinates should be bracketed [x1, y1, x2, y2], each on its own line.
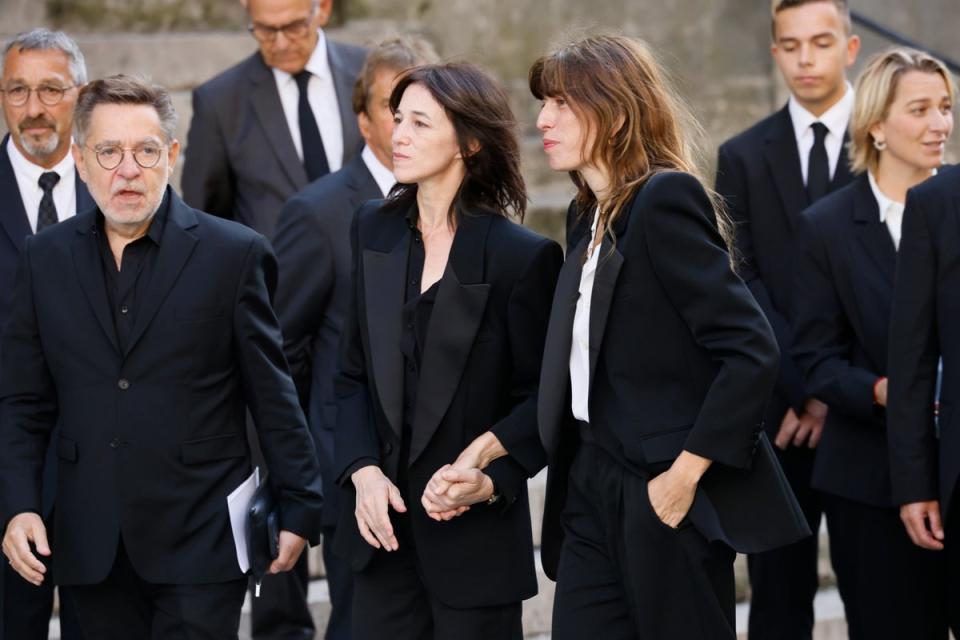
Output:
[88, 144, 164, 171]
[1, 84, 76, 107]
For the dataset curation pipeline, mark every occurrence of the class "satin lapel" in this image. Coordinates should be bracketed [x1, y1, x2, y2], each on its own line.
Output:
[72, 214, 120, 354]
[764, 108, 809, 229]
[587, 238, 624, 390]
[852, 178, 896, 285]
[248, 59, 309, 191]
[538, 235, 588, 455]
[0, 138, 31, 252]
[123, 196, 199, 358]
[408, 213, 492, 465]
[362, 225, 409, 436]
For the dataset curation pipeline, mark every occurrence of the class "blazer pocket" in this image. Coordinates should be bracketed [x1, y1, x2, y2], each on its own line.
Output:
[180, 433, 247, 465]
[57, 436, 78, 462]
[639, 425, 693, 464]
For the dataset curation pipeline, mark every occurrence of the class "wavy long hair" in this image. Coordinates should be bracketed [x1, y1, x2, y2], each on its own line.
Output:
[529, 34, 734, 255]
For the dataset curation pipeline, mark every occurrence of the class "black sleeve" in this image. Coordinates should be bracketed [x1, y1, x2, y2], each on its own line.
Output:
[644, 172, 780, 470]
[791, 213, 879, 421]
[181, 89, 236, 220]
[887, 188, 940, 505]
[0, 239, 58, 528]
[233, 234, 324, 544]
[716, 145, 807, 414]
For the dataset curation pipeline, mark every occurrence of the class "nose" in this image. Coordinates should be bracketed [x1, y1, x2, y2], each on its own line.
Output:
[930, 108, 953, 135]
[115, 151, 142, 179]
[24, 89, 45, 117]
[536, 104, 554, 132]
[798, 43, 814, 67]
[392, 120, 408, 147]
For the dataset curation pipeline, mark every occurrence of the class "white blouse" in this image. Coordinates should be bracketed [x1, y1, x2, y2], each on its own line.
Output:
[569, 208, 601, 422]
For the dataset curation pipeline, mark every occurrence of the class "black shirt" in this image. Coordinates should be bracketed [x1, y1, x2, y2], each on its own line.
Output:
[95, 193, 169, 352]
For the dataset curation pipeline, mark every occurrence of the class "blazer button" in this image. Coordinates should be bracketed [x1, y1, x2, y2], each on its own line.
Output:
[384, 442, 394, 456]
[109, 438, 121, 449]
[118, 379, 130, 390]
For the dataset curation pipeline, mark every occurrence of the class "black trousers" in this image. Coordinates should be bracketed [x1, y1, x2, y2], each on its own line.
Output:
[70, 540, 247, 640]
[249, 552, 314, 640]
[321, 525, 354, 640]
[552, 442, 737, 640]
[948, 489, 960, 635]
[822, 493, 949, 640]
[351, 513, 522, 640]
[1, 560, 83, 640]
[746, 444, 822, 640]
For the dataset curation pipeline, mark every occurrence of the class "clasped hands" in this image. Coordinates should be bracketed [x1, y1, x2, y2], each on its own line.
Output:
[351, 432, 505, 551]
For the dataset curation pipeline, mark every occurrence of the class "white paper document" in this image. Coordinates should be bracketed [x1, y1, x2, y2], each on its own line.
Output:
[227, 467, 260, 574]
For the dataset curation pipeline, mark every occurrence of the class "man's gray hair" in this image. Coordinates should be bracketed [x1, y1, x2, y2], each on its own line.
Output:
[2, 28, 88, 85]
[74, 75, 177, 146]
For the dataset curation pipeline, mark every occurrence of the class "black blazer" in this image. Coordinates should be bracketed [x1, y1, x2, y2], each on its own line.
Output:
[716, 105, 854, 430]
[333, 200, 562, 608]
[0, 135, 95, 517]
[791, 174, 896, 507]
[181, 41, 366, 237]
[887, 165, 960, 516]
[538, 172, 810, 579]
[0, 189, 323, 586]
[273, 155, 382, 528]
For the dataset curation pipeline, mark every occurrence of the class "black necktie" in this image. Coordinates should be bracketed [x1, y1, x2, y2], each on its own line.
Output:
[807, 122, 830, 203]
[294, 70, 330, 181]
[37, 171, 60, 232]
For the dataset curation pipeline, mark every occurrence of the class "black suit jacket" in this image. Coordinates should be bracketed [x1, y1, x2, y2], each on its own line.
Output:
[0, 135, 95, 517]
[791, 174, 897, 507]
[273, 155, 382, 528]
[538, 172, 810, 579]
[333, 200, 562, 608]
[887, 165, 960, 516]
[182, 41, 366, 237]
[716, 105, 854, 430]
[0, 189, 323, 586]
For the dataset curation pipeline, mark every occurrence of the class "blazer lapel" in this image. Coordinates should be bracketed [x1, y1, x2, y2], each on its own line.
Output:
[248, 56, 309, 191]
[328, 42, 362, 163]
[346, 157, 383, 211]
[587, 237, 624, 390]
[537, 234, 588, 456]
[408, 212, 492, 465]
[830, 133, 854, 192]
[852, 176, 896, 285]
[75, 171, 95, 213]
[362, 215, 409, 436]
[0, 137, 31, 253]
[72, 212, 120, 354]
[123, 192, 199, 357]
[764, 107, 809, 229]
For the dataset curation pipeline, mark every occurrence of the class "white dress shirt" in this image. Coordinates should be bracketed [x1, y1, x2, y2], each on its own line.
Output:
[272, 29, 344, 173]
[867, 171, 905, 250]
[7, 136, 78, 233]
[788, 84, 854, 186]
[361, 145, 395, 197]
[570, 208, 601, 422]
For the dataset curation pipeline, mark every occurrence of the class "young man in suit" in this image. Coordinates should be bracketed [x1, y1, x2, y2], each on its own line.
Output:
[272, 35, 438, 640]
[887, 165, 960, 634]
[181, 0, 366, 239]
[0, 28, 94, 640]
[714, 2, 860, 638]
[0, 75, 323, 639]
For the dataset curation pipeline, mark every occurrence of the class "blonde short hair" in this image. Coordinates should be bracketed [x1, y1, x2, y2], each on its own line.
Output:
[848, 47, 957, 174]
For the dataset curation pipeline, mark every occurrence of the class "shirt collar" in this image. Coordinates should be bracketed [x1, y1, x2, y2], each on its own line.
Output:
[6, 135, 75, 185]
[867, 170, 903, 223]
[271, 28, 328, 85]
[788, 83, 854, 144]
[361, 145, 396, 198]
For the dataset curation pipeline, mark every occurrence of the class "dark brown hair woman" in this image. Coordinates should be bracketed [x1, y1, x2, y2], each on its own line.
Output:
[333, 62, 562, 639]
[533, 35, 809, 639]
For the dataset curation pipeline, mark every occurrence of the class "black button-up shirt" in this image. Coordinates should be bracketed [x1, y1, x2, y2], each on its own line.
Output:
[95, 193, 169, 352]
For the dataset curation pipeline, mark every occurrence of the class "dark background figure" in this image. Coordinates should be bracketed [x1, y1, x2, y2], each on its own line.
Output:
[0, 27, 92, 640]
[0, 75, 323, 639]
[273, 35, 438, 640]
[181, 1, 365, 635]
[533, 34, 806, 640]
[887, 168, 960, 635]
[715, 2, 860, 637]
[181, 0, 365, 239]
[334, 63, 562, 639]
[791, 47, 954, 639]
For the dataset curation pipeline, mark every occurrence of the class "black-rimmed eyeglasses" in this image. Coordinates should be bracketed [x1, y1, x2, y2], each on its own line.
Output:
[0, 84, 77, 107]
[88, 144, 164, 171]
[247, 6, 317, 42]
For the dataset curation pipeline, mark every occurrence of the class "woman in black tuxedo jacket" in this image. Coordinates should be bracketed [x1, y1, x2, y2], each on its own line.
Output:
[533, 35, 809, 640]
[332, 63, 563, 639]
[791, 48, 955, 639]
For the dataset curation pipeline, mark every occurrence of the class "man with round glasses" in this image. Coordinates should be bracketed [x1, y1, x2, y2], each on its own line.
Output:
[0, 27, 92, 640]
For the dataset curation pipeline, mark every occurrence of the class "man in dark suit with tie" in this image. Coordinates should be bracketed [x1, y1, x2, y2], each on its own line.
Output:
[0, 74, 323, 639]
[714, 1, 860, 638]
[182, 0, 366, 239]
[887, 165, 960, 634]
[0, 28, 94, 640]
[273, 35, 437, 640]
